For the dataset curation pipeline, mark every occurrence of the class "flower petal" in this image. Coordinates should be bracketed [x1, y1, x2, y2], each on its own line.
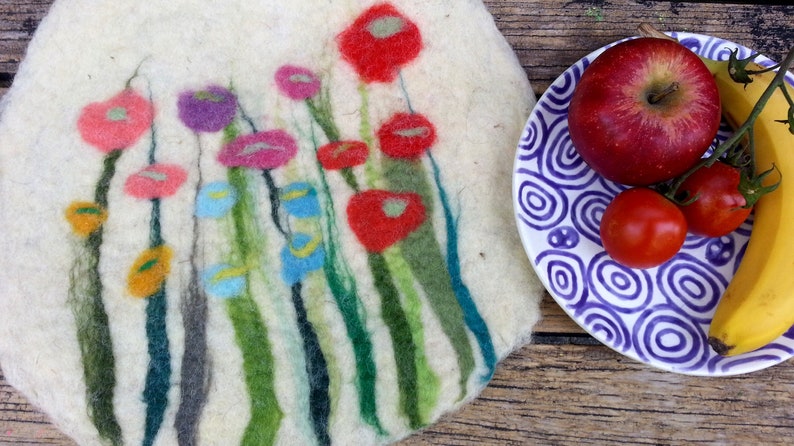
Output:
[77, 89, 154, 153]
[195, 181, 238, 218]
[127, 245, 173, 298]
[65, 201, 108, 237]
[125, 163, 188, 199]
[177, 85, 238, 133]
[275, 65, 322, 100]
[218, 130, 299, 169]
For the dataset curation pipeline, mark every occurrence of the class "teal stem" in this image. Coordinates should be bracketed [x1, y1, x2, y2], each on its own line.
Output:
[142, 195, 171, 446]
[142, 283, 171, 446]
[428, 152, 496, 381]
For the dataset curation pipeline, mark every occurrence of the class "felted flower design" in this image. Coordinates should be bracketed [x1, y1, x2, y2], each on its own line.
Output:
[275, 65, 322, 100]
[127, 245, 173, 298]
[281, 182, 321, 219]
[317, 140, 369, 170]
[377, 112, 437, 159]
[217, 130, 299, 169]
[338, 3, 423, 83]
[280, 233, 325, 286]
[346, 189, 426, 253]
[177, 85, 238, 133]
[64, 201, 108, 237]
[77, 89, 154, 153]
[124, 163, 188, 199]
[201, 264, 247, 299]
[195, 181, 238, 218]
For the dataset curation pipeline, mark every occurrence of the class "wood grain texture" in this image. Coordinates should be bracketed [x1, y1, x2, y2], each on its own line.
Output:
[1, 0, 793, 445]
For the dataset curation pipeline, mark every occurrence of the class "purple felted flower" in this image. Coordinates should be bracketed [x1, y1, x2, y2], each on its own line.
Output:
[218, 129, 299, 169]
[275, 65, 321, 100]
[177, 85, 237, 132]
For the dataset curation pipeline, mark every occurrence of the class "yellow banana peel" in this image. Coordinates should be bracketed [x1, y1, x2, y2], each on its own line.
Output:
[706, 58, 794, 356]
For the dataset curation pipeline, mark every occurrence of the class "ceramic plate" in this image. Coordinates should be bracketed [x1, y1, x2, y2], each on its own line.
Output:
[513, 32, 794, 376]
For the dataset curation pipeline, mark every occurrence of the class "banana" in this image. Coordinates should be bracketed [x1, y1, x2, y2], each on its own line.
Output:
[705, 57, 794, 356]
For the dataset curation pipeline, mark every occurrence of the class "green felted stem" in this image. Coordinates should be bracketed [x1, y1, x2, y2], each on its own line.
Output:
[225, 293, 282, 446]
[428, 152, 496, 381]
[68, 148, 124, 445]
[367, 252, 422, 429]
[383, 157, 476, 400]
[69, 233, 123, 446]
[383, 247, 440, 424]
[312, 118, 386, 434]
[227, 166, 283, 445]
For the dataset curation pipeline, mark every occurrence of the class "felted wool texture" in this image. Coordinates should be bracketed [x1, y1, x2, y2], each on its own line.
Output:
[0, 0, 544, 445]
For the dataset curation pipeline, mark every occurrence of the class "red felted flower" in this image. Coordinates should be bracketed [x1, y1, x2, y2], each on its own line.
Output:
[218, 130, 299, 170]
[338, 3, 423, 83]
[124, 163, 188, 199]
[377, 112, 436, 159]
[317, 140, 369, 170]
[77, 89, 154, 153]
[346, 190, 426, 253]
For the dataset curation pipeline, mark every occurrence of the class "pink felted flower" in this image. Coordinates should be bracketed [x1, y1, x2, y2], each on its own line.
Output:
[317, 140, 369, 170]
[337, 3, 423, 83]
[275, 65, 322, 100]
[124, 163, 188, 199]
[218, 130, 299, 169]
[77, 89, 154, 152]
[377, 112, 437, 159]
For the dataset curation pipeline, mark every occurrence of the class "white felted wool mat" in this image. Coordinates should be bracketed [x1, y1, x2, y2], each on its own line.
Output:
[0, 0, 543, 445]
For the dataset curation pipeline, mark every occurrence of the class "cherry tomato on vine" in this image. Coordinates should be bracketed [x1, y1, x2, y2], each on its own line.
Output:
[676, 162, 752, 238]
[599, 187, 688, 269]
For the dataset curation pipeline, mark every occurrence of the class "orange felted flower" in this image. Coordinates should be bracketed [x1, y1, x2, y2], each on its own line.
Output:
[64, 201, 108, 237]
[127, 245, 173, 298]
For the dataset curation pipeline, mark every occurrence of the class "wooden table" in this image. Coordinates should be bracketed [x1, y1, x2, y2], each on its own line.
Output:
[1, 1, 792, 444]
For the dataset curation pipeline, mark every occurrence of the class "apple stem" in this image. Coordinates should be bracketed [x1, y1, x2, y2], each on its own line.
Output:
[665, 45, 794, 203]
[647, 82, 680, 104]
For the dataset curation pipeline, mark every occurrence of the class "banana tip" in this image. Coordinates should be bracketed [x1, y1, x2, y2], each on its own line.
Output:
[708, 336, 734, 356]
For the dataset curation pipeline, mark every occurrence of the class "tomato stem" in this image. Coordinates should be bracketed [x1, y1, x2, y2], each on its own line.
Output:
[664, 45, 794, 202]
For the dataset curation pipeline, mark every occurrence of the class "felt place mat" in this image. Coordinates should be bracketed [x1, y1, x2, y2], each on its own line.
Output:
[0, 1, 543, 445]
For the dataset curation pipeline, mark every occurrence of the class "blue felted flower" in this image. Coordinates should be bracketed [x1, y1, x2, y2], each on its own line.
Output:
[280, 233, 325, 286]
[201, 264, 247, 299]
[281, 182, 321, 219]
[195, 181, 238, 218]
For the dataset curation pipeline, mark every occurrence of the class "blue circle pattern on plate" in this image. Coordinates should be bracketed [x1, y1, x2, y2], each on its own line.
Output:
[512, 32, 794, 376]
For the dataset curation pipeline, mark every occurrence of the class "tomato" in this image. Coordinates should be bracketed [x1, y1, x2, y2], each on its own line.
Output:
[677, 162, 752, 237]
[599, 188, 688, 269]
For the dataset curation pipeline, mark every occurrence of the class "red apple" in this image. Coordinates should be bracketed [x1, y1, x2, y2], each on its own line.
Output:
[567, 37, 721, 186]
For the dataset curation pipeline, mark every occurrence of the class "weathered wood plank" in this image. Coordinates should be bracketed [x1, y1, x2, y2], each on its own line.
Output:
[402, 343, 794, 445]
